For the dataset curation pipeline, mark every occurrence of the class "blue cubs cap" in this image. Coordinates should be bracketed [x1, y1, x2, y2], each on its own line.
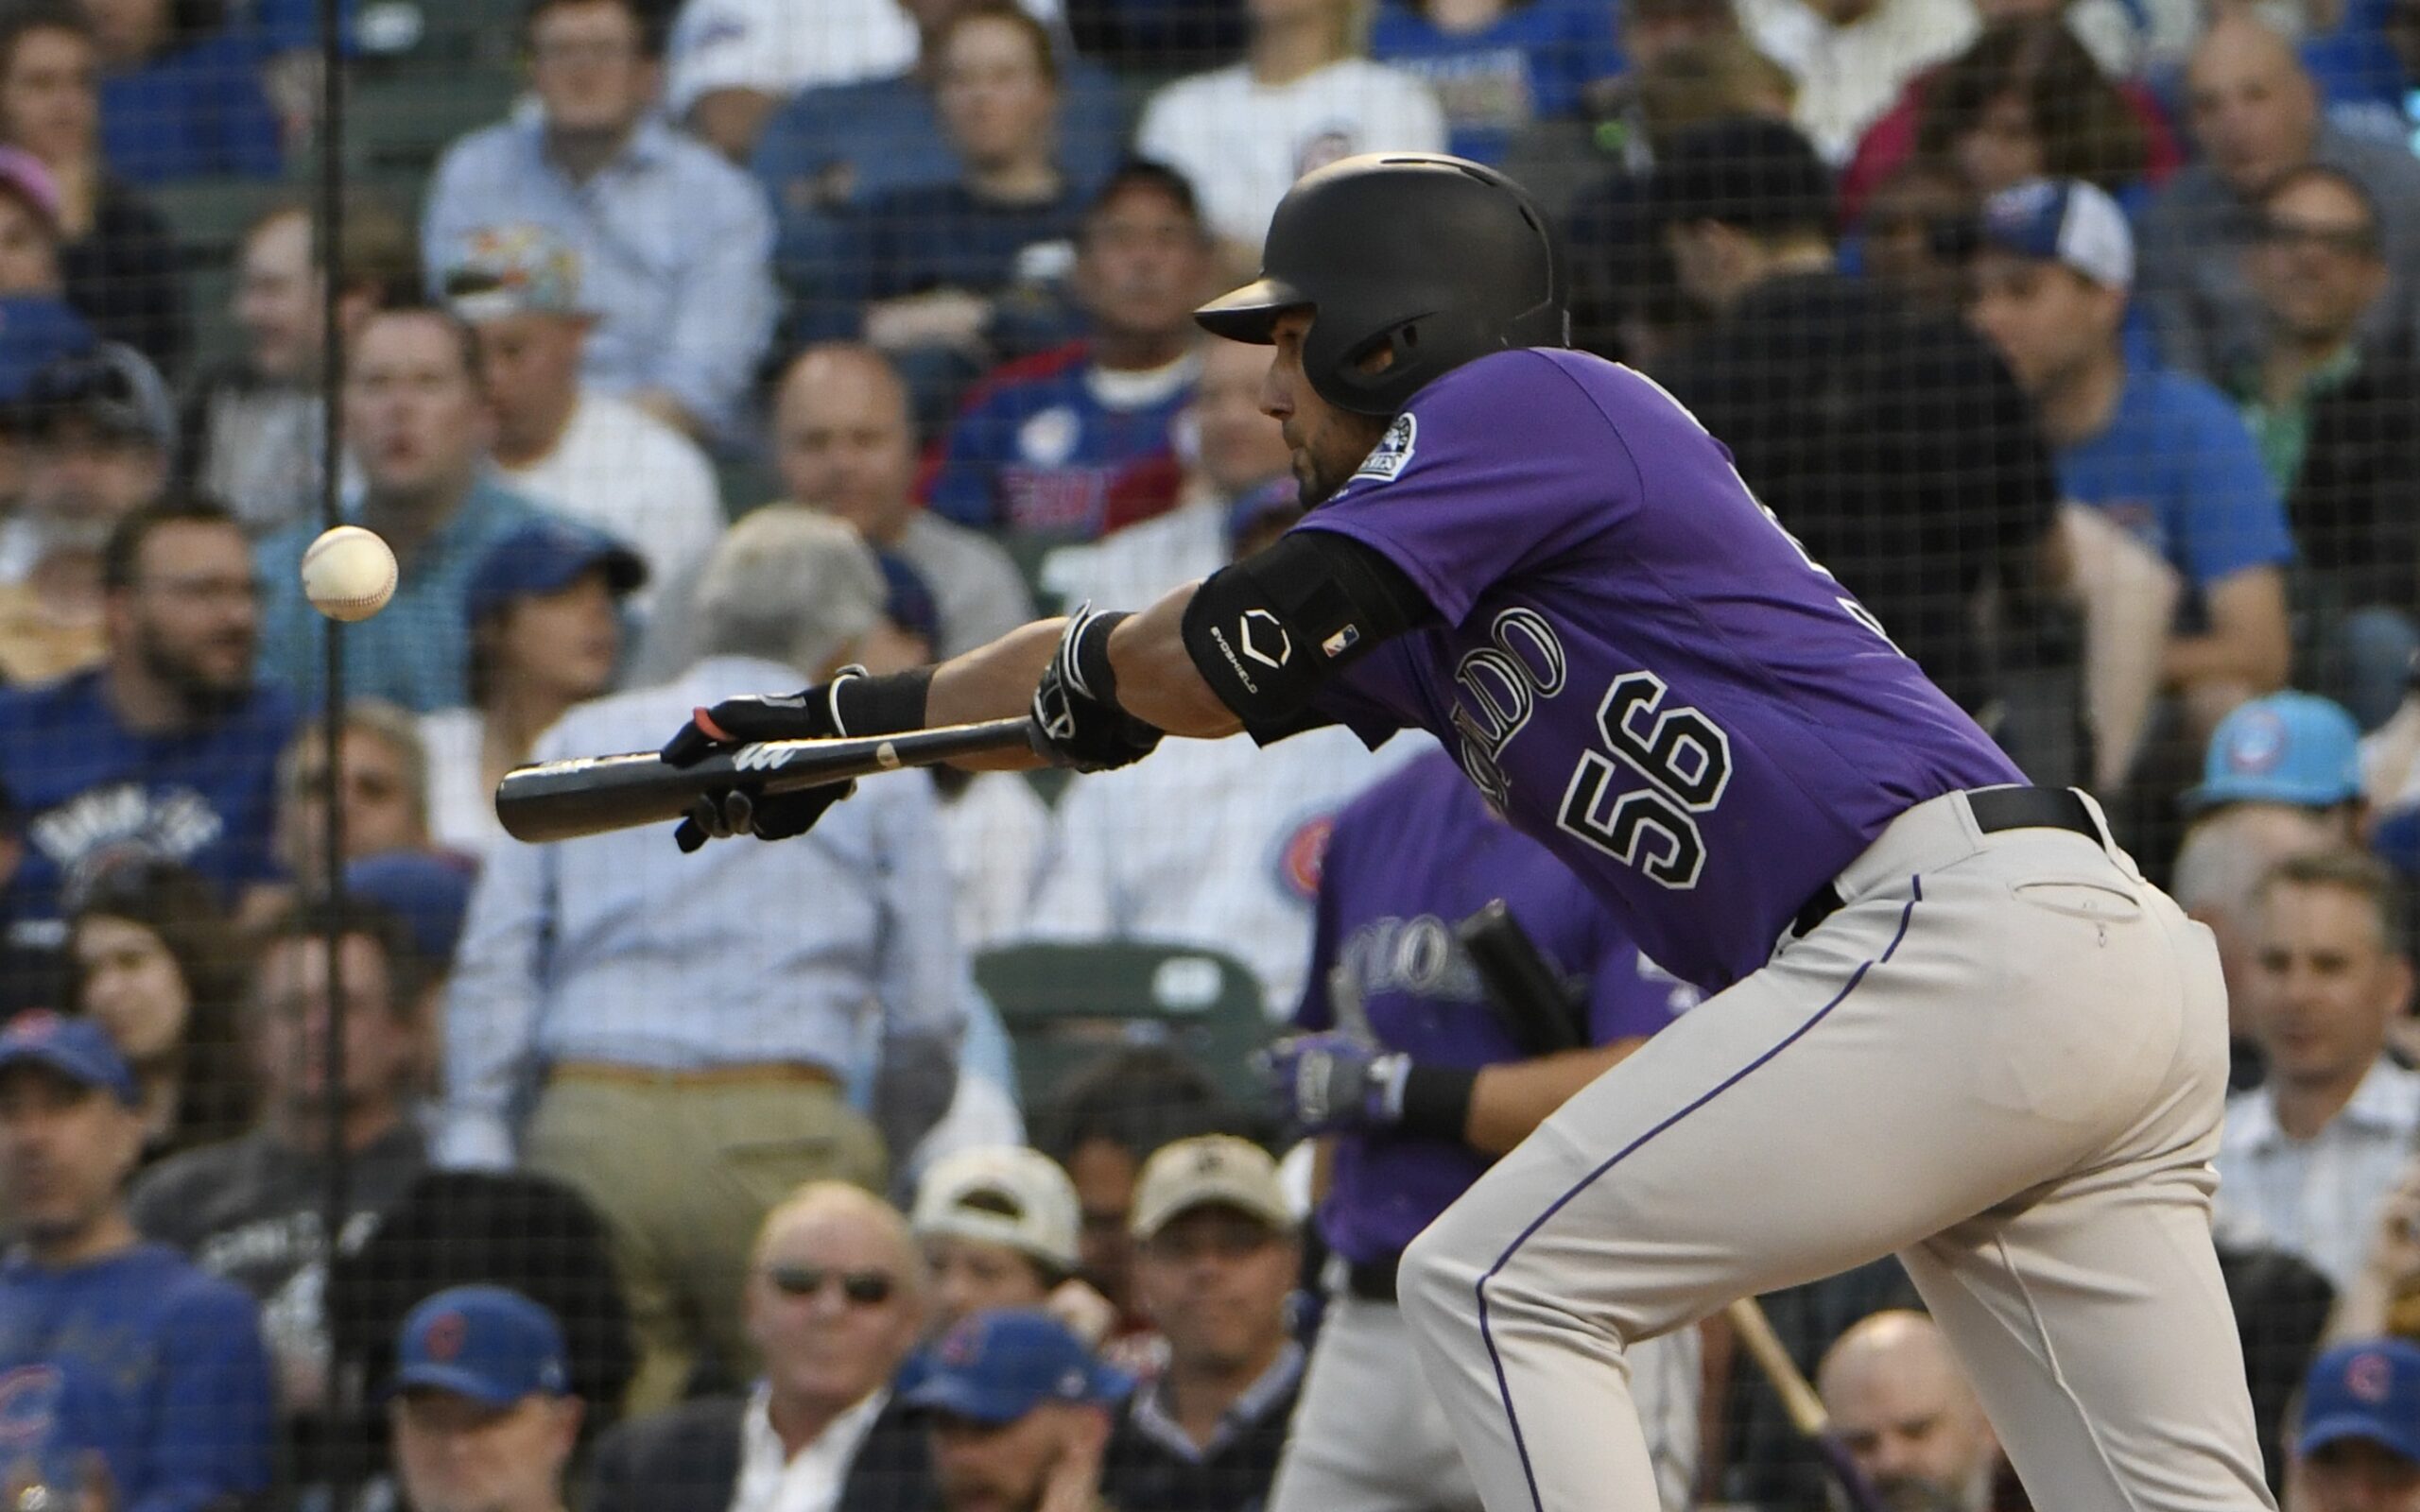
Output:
[0, 1011, 137, 1107]
[1979, 178, 2134, 289]
[2186, 692, 2363, 812]
[2298, 1339, 2420, 1464]
[344, 850, 476, 966]
[463, 517, 646, 627]
[0, 297, 93, 408]
[389, 1285, 570, 1406]
[903, 1310, 1132, 1425]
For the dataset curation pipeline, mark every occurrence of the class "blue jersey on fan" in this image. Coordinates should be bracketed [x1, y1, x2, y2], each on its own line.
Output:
[0, 670, 293, 954]
[922, 342, 1196, 539]
[1370, 0, 1622, 163]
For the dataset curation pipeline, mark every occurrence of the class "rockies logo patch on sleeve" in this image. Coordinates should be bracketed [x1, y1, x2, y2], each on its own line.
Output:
[1351, 414, 1417, 483]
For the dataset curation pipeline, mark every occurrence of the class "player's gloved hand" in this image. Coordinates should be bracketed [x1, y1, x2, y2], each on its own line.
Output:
[1031, 604, 1164, 772]
[662, 670, 864, 852]
[1257, 1031, 1411, 1136]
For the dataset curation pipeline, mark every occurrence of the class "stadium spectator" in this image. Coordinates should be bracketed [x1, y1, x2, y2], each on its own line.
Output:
[385, 1286, 583, 1512]
[1853, 156, 1972, 317]
[0, 146, 63, 300]
[1734, 0, 1976, 163]
[1367, 0, 1622, 163]
[803, 3, 1086, 422]
[1103, 1136, 1300, 1512]
[770, 344, 1031, 659]
[1034, 1048, 1240, 1354]
[2139, 15, 2420, 382]
[1814, 1310, 2003, 1510]
[0, 1009, 276, 1512]
[130, 899, 434, 1414]
[1650, 117, 2063, 753]
[2281, 1340, 2420, 1512]
[2217, 849, 2420, 1289]
[442, 224, 720, 610]
[1040, 338, 1292, 612]
[1134, 0, 1444, 256]
[272, 699, 434, 882]
[65, 860, 251, 1163]
[438, 509, 965, 1411]
[0, 499, 291, 993]
[914, 1145, 1116, 1340]
[343, 847, 478, 1101]
[587, 1181, 938, 1512]
[0, 4, 185, 370]
[923, 161, 1212, 540]
[182, 198, 419, 540]
[745, 1, 1125, 298]
[422, 0, 776, 443]
[254, 306, 554, 713]
[1968, 178, 2293, 769]
[418, 518, 643, 858]
[80, 0, 281, 182]
[2230, 166, 2420, 730]
[2328, 1164, 2420, 1344]
[1267, 748, 1701, 1512]
[906, 1309, 1131, 1512]
[2173, 692, 2366, 1089]
[1839, 14, 2171, 223]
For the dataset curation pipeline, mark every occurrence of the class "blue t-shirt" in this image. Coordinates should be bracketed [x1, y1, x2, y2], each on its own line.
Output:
[924, 343, 1194, 537]
[253, 477, 554, 712]
[0, 672, 294, 953]
[98, 31, 283, 184]
[1299, 748, 1697, 1262]
[0, 1246, 274, 1512]
[1370, 0, 1620, 163]
[2055, 363, 2295, 590]
[1292, 348, 2021, 991]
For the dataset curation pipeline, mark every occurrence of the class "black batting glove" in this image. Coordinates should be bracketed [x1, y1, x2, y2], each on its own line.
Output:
[664, 670, 863, 852]
[1031, 605, 1164, 772]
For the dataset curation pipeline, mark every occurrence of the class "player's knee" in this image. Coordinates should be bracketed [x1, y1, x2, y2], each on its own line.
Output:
[1398, 1207, 1491, 1339]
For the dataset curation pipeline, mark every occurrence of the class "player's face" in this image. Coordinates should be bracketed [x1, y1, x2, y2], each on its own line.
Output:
[2293, 1438, 2420, 1512]
[2249, 881, 2412, 1091]
[924, 1235, 1054, 1332]
[1133, 1207, 1296, 1374]
[488, 570, 623, 707]
[390, 1389, 580, 1512]
[71, 915, 191, 1063]
[1258, 311, 1392, 507]
[0, 1066, 140, 1250]
[1965, 254, 2119, 396]
[746, 1207, 924, 1418]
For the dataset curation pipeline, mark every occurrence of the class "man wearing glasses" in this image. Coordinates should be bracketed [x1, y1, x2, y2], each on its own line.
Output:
[590, 1180, 939, 1512]
[0, 497, 293, 1005]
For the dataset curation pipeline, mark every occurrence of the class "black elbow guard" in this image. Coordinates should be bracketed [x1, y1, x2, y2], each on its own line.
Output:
[1181, 530, 1433, 724]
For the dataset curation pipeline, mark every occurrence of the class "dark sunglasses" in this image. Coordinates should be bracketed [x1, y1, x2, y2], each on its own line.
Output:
[765, 1263, 897, 1306]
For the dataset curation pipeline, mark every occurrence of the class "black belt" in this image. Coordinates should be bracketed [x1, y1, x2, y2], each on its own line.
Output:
[1789, 786, 2100, 940]
[1346, 1256, 1398, 1302]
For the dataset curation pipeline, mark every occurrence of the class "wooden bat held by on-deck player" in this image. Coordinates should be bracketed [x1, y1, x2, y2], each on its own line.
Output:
[493, 716, 1040, 845]
[1455, 904, 1887, 1512]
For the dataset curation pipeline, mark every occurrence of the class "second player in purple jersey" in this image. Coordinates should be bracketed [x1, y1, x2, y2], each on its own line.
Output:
[1300, 749, 1690, 1265]
[1291, 346, 2022, 990]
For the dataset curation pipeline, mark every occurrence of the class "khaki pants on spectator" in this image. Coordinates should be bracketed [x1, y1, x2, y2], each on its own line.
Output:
[526, 1063, 888, 1413]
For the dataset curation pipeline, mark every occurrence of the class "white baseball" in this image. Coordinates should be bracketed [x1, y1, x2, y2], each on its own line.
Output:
[300, 525, 398, 623]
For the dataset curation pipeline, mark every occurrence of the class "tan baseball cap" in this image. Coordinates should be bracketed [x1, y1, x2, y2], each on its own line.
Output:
[911, 1146, 1081, 1273]
[1130, 1136, 1294, 1241]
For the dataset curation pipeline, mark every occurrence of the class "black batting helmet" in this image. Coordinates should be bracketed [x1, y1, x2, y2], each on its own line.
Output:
[1194, 153, 1568, 417]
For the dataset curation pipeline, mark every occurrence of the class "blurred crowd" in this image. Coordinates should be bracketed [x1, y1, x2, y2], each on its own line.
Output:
[0, 0, 2414, 1505]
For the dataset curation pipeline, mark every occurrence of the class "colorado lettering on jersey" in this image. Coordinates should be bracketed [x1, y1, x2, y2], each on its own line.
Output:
[1336, 913, 1487, 1011]
[1449, 607, 1566, 807]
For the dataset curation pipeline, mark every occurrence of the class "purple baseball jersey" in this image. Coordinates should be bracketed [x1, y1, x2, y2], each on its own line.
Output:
[1291, 349, 2022, 992]
[1300, 748, 1698, 1263]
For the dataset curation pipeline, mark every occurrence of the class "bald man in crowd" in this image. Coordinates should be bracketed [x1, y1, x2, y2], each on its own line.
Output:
[1816, 1310, 2004, 1512]
[2138, 13, 2420, 378]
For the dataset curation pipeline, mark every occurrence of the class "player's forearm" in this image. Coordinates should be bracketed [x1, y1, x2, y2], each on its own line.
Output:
[1107, 583, 1244, 738]
[927, 620, 1066, 768]
[1464, 1040, 1641, 1156]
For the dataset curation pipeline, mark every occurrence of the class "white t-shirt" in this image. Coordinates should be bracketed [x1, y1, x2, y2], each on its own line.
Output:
[495, 392, 724, 617]
[1019, 728, 1430, 1014]
[1136, 59, 1448, 249]
[1737, 0, 1977, 162]
[666, 0, 1063, 112]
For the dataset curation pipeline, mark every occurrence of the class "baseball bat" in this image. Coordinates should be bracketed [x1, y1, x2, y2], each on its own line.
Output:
[493, 716, 1039, 844]
[1722, 1296, 1888, 1512]
[1458, 900, 1590, 1057]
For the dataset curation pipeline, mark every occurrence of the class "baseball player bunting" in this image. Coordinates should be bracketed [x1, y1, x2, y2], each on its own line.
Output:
[661, 153, 2274, 1510]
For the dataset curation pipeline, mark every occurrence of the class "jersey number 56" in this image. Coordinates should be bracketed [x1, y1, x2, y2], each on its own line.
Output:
[1556, 671, 1733, 889]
